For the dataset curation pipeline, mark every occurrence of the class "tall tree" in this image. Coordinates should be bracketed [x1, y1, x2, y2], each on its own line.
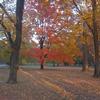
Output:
[0, 0, 25, 83]
[72, 0, 100, 75]
[8, 0, 25, 83]
[82, 22, 89, 71]
[91, 0, 100, 77]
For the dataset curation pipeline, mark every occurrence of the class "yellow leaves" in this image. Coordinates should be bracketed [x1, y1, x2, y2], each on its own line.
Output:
[44, 0, 49, 2]
[41, 0, 49, 6]
[80, 35, 87, 45]
[71, 23, 83, 34]
[3, 19, 14, 32]
[56, 0, 69, 3]
[82, 12, 92, 20]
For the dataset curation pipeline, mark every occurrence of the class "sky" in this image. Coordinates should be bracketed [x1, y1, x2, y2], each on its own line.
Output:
[0, 0, 3, 3]
[0, 0, 38, 43]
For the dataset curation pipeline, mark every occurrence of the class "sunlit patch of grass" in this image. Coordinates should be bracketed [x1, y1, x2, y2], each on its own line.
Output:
[19, 69, 46, 86]
[41, 79, 75, 99]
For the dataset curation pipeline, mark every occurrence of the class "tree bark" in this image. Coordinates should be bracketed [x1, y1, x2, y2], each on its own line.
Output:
[82, 44, 89, 71]
[7, 0, 25, 83]
[7, 48, 19, 83]
[92, 0, 100, 77]
[82, 22, 89, 71]
[41, 64, 43, 69]
[39, 36, 45, 69]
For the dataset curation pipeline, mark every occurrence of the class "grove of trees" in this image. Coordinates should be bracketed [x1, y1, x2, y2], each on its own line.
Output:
[0, 0, 100, 83]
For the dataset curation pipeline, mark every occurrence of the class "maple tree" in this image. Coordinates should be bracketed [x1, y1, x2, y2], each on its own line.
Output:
[22, 0, 83, 69]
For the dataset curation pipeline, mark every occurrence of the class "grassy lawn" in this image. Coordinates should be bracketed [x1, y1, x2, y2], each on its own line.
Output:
[0, 67, 100, 100]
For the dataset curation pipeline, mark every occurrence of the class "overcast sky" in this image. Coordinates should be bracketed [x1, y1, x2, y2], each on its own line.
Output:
[0, 0, 3, 3]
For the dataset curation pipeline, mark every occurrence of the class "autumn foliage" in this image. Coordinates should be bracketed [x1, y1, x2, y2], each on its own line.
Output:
[21, 47, 75, 65]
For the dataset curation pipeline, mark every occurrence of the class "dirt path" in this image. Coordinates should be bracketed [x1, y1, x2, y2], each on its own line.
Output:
[0, 67, 100, 100]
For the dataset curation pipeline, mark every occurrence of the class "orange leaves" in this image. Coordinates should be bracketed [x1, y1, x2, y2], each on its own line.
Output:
[22, 0, 82, 65]
[47, 49, 74, 64]
[21, 47, 74, 64]
[49, 36, 60, 44]
[35, 27, 43, 34]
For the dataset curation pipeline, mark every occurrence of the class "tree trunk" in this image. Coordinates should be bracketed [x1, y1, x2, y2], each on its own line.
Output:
[57, 63, 59, 67]
[40, 63, 44, 69]
[7, 0, 25, 83]
[7, 48, 19, 83]
[82, 22, 89, 71]
[94, 43, 100, 77]
[39, 36, 45, 69]
[93, 34, 100, 77]
[92, 0, 100, 77]
[82, 44, 89, 71]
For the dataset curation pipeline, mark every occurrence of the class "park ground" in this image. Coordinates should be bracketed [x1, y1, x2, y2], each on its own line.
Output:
[0, 67, 100, 100]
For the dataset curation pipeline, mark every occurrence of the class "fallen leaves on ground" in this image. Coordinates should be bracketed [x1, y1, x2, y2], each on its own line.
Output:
[0, 67, 100, 100]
